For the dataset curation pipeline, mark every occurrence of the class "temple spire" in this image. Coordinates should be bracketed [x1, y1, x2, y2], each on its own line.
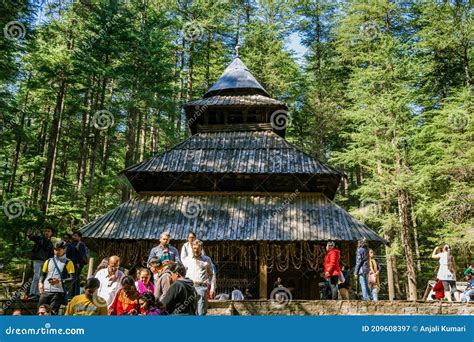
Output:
[235, 43, 241, 58]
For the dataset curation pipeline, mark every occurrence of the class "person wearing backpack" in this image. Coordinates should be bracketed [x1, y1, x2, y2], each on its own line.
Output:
[354, 239, 372, 301]
[72, 232, 89, 295]
[27, 227, 54, 300]
[38, 241, 75, 315]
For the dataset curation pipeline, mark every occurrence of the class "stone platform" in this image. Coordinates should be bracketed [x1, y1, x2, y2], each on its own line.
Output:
[207, 300, 474, 316]
[1, 299, 472, 315]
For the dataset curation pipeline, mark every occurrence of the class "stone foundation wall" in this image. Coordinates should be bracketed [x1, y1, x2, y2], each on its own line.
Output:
[208, 300, 474, 316]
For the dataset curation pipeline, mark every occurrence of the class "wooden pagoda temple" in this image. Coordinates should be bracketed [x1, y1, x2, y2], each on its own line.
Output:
[79, 52, 386, 299]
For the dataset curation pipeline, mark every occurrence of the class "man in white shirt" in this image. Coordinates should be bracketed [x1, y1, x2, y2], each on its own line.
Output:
[95, 255, 124, 306]
[183, 240, 216, 315]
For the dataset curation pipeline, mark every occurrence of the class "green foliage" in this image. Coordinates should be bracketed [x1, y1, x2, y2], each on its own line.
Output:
[0, 0, 472, 297]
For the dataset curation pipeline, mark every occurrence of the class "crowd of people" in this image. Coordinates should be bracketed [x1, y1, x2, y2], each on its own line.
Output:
[24, 230, 216, 315]
[320, 239, 381, 301]
[430, 245, 473, 303]
[18, 229, 473, 316]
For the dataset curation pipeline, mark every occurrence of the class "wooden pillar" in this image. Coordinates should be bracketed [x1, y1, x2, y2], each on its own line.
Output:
[87, 257, 95, 279]
[259, 243, 267, 299]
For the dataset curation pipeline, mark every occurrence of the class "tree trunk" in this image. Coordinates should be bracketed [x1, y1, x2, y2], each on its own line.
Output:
[184, 39, 194, 138]
[397, 188, 417, 300]
[84, 132, 99, 221]
[122, 103, 137, 202]
[40, 79, 67, 214]
[410, 197, 422, 272]
[392, 255, 402, 299]
[205, 31, 211, 89]
[462, 42, 471, 88]
[176, 35, 185, 136]
[76, 83, 92, 196]
[32, 116, 49, 205]
[7, 109, 26, 193]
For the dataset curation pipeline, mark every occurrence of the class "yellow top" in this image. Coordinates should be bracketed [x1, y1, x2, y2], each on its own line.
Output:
[65, 294, 108, 316]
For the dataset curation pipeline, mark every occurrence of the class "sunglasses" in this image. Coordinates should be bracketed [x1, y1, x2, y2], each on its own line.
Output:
[38, 312, 47, 315]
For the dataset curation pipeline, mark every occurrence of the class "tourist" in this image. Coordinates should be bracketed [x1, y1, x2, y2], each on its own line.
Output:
[461, 276, 474, 303]
[161, 262, 197, 315]
[135, 268, 154, 295]
[27, 227, 54, 300]
[180, 231, 205, 261]
[461, 264, 473, 303]
[147, 232, 180, 265]
[323, 241, 341, 300]
[431, 279, 445, 300]
[109, 276, 140, 315]
[464, 264, 473, 279]
[338, 265, 351, 300]
[368, 249, 382, 301]
[72, 232, 89, 295]
[231, 287, 245, 301]
[244, 288, 253, 299]
[214, 293, 230, 300]
[96, 255, 125, 306]
[151, 258, 172, 303]
[273, 277, 283, 289]
[182, 240, 216, 315]
[138, 292, 163, 315]
[37, 304, 51, 316]
[431, 244, 459, 301]
[148, 257, 161, 281]
[63, 233, 80, 299]
[65, 277, 107, 315]
[94, 257, 109, 274]
[38, 241, 75, 315]
[354, 239, 371, 301]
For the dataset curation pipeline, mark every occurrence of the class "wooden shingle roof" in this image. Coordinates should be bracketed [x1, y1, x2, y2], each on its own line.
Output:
[122, 131, 343, 198]
[124, 131, 341, 175]
[204, 57, 270, 98]
[79, 192, 385, 244]
[186, 94, 285, 107]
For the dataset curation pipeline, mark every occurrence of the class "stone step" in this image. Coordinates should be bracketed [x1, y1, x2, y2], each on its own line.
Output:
[207, 300, 474, 316]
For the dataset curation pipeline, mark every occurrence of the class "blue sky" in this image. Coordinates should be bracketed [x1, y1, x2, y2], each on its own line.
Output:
[287, 32, 308, 65]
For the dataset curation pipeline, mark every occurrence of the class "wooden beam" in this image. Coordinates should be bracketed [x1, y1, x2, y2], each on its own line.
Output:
[259, 243, 267, 299]
[87, 257, 95, 279]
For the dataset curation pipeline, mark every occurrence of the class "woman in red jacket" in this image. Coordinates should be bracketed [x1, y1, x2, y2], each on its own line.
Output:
[324, 241, 341, 300]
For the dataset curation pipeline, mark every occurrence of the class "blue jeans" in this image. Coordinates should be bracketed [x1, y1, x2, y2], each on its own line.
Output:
[358, 275, 372, 301]
[371, 286, 379, 301]
[30, 260, 44, 296]
[461, 289, 474, 302]
[195, 286, 208, 316]
[73, 265, 83, 296]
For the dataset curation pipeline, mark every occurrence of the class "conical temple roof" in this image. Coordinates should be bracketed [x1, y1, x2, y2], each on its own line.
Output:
[204, 57, 270, 98]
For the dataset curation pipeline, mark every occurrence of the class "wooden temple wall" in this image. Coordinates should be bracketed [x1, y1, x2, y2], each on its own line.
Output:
[85, 239, 362, 299]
